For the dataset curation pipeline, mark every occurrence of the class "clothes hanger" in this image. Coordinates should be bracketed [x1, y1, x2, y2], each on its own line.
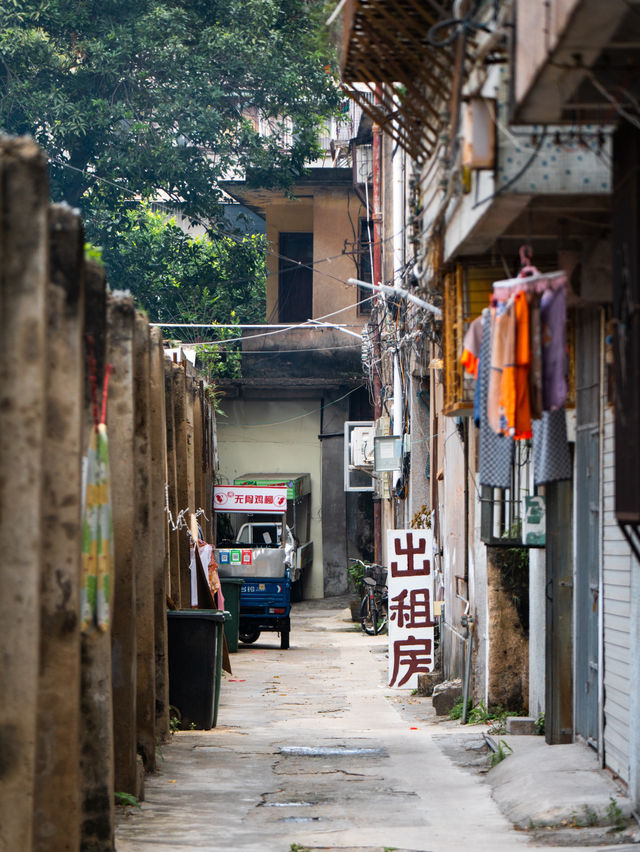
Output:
[492, 245, 567, 297]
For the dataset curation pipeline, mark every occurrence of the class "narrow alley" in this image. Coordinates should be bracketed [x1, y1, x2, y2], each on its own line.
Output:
[114, 599, 635, 852]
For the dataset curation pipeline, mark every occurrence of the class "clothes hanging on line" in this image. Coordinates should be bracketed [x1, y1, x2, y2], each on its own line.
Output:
[460, 314, 483, 379]
[532, 408, 571, 485]
[464, 267, 568, 439]
[463, 259, 571, 487]
[540, 283, 568, 411]
[477, 308, 514, 488]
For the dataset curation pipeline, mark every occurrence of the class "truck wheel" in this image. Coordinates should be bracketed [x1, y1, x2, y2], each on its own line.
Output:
[239, 629, 261, 644]
[280, 630, 290, 650]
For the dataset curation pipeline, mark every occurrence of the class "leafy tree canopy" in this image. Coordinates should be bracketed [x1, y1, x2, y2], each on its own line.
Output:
[0, 0, 339, 382]
[0, 0, 340, 220]
[97, 203, 267, 380]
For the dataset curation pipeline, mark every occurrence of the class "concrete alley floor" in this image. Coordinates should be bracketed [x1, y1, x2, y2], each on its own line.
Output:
[115, 597, 639, 852]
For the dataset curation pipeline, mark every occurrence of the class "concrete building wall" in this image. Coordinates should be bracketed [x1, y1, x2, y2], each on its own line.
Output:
[602, 405, 633, 784]
[216, 397, 325, 598]
[264, 189, 367, 329]
[514, 0, 580, 107]
[313, 189, 362, 326]
[439, 417, 468, 679]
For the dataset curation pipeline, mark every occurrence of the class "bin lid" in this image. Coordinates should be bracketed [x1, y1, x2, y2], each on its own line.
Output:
[234, 473, 310, 500]
[167, 609, 227, 622]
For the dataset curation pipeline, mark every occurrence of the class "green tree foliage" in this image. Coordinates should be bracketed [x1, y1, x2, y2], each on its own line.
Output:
[0, 0, 340, 217]
[100, 204, 266, 380]
[0, 0, 338, 380]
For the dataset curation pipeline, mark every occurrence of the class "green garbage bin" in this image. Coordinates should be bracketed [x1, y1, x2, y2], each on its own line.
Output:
[167, 610, 226, 729]
[220, 577, 244, 653]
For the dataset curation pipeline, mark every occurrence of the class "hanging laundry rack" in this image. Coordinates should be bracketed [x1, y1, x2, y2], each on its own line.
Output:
[492, 270, 567, 293]
[492, 246, 567, 295]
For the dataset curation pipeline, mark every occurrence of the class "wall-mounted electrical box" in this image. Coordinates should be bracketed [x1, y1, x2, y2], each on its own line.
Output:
[462, 98, 496, 170]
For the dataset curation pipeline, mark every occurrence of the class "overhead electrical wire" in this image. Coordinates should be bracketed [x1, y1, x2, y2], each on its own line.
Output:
[50, 155, 407, 294]
[219, 385, 363, 429]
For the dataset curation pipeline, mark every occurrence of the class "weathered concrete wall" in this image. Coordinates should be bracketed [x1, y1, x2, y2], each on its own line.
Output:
[0, 137, 220, 850]
[217, 397, 324, 598]
[321, 394, 349, 596]
[487, 548, 530, 711]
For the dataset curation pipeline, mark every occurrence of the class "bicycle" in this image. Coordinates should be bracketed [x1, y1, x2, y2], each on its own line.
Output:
[359, 563, 388, 635]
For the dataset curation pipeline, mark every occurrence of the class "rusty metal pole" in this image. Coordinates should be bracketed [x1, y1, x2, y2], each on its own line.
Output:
[372, 87, 383, 564]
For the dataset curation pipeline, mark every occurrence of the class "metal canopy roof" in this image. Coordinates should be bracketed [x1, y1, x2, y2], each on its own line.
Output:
[340, 0, 456, 162]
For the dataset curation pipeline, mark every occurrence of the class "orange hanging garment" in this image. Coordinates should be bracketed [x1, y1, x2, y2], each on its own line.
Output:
[500, 290, 532, 439]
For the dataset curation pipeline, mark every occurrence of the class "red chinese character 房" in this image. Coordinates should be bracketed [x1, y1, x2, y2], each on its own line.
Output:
[389, 636, 433, 687]
[390, 532, 430, 578]
[390, 588, 435, 629]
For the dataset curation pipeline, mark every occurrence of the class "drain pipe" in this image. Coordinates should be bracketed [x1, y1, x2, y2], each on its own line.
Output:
[455, 586, 474, 725]
[461, 607, 474, 724]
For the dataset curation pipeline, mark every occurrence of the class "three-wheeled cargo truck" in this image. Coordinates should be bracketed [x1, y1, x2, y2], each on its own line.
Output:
[213, 474, 313, 649]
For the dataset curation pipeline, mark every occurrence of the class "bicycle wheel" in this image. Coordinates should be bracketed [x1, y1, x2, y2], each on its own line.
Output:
[360, 593, 375, 635]
[373, 591, 388, 634]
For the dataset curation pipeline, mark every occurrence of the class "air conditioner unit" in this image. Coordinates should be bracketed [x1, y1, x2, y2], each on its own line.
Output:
[351, 425, 375, 467]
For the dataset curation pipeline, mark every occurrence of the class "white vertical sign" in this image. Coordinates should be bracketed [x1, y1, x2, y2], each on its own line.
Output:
[387, 529, 435, 689]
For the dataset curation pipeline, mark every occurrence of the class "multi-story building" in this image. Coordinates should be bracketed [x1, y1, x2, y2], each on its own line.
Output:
[339, 0, 640, 808]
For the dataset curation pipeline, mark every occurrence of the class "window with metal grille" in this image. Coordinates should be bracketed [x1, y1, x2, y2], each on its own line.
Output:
[443, 264, 497, 417]
[480, 441, 543, 547]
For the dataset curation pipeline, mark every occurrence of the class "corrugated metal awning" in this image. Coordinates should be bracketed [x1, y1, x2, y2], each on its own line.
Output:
[340, 0, 457, 162]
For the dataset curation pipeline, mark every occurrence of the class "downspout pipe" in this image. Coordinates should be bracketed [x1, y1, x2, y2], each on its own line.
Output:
[392, 350, 403, 493]
[372, 94, 383, 565]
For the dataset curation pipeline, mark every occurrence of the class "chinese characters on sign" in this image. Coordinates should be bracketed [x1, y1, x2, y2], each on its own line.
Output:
[387, 529, 435, 689]
[213, 485, 288, 513]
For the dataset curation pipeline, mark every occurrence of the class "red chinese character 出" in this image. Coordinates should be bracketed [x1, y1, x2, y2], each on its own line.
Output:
[389, 588, 435, 629]
[389, 636, 433, 687]
[390, 532, 430, 577]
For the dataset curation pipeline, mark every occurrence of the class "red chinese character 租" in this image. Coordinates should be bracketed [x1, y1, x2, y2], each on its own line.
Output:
[389, 588, 435, 629]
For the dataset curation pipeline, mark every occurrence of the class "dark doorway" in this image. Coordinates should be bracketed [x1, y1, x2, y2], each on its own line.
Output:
[358, 218, 374, 315]
[279, 232, 313, 322]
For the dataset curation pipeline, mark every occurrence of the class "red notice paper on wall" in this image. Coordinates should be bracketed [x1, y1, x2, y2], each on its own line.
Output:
[387, 529, 435, 689]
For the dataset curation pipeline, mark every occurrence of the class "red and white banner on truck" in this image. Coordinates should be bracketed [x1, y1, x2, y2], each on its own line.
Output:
[213, 484, 288, 513]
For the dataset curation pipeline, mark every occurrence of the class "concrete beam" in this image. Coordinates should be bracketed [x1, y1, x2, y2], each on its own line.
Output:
[0, 136, 49, 852]
[150, 330, 170, 742]
[173, 365, 191, 607]
[165, 360, 180, 604]
[108, 294, 138, 795]
[79, 262, 115, 850]
[133, 314, 156, 772]
[34, 204, 84, 852]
